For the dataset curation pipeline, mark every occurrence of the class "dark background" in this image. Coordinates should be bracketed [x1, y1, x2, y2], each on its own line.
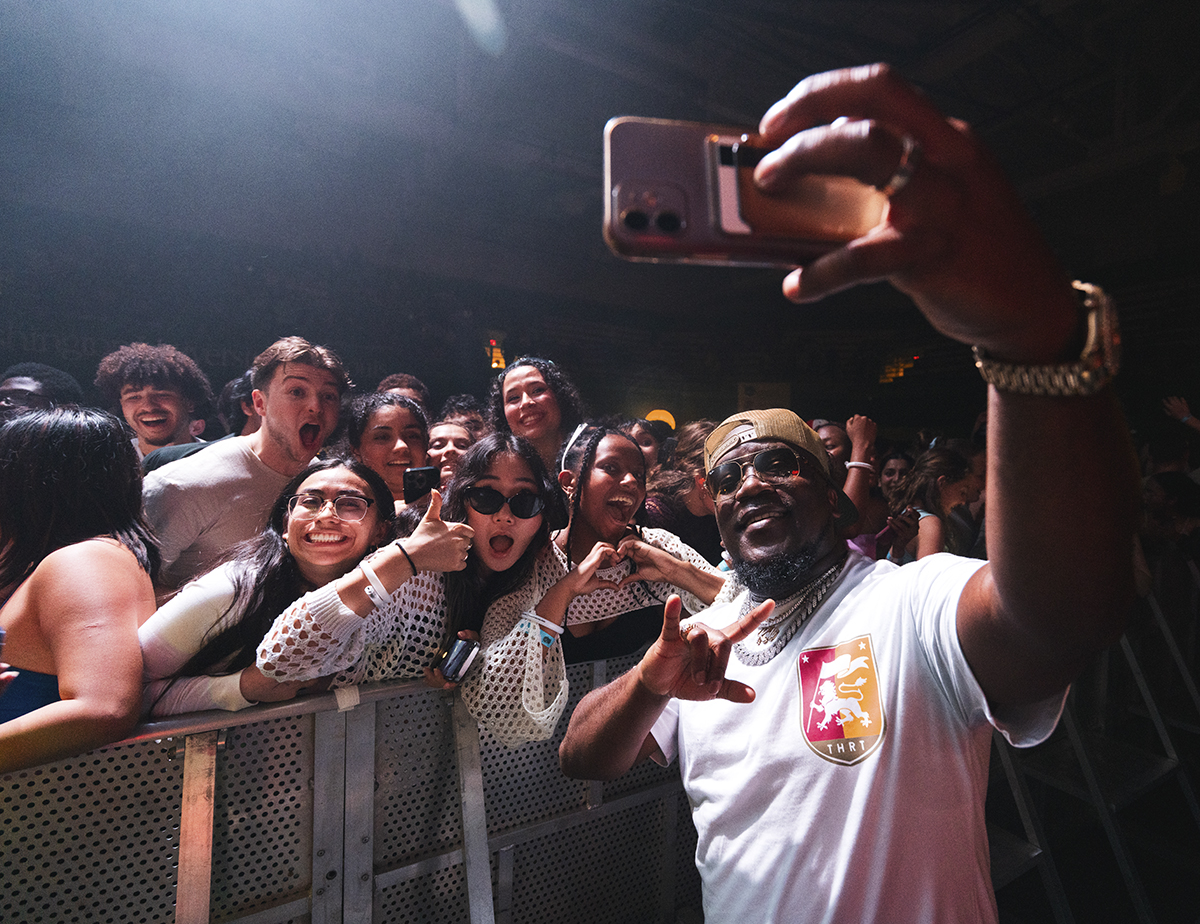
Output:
[3, 1, 1198, 440]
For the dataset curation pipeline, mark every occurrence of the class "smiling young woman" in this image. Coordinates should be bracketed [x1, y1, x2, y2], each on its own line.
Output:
[488, 357, 585, 470]
[139, 458, 402, 715]
[346, 392, 430, 511]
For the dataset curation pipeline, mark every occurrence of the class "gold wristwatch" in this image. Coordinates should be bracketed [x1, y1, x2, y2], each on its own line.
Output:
[972, 281, 1120, 396]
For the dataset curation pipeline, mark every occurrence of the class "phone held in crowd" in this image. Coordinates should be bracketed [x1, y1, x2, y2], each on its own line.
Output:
[403, 466, 440, 504]
[437, 637, 480, 684]
[603, 116, 887, 267]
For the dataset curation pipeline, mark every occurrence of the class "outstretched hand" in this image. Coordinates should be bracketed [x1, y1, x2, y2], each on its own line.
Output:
[756, 64, 1078, 365]
[637, 595, 774, 704]
[405, 490, 475, 573]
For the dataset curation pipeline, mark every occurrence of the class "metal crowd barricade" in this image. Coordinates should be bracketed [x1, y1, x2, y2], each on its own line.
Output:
[1, 656, 701, 924]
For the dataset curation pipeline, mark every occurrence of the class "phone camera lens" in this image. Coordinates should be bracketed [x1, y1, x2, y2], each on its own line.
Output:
[622, 209, 650, 231]
[655, 211, 683, 234]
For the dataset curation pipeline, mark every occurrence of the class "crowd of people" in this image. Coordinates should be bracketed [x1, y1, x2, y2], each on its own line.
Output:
[0, 61, 1182, 923]
[0, 325, 1013, 764]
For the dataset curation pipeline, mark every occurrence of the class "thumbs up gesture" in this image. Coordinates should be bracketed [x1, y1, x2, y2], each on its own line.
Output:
[404, 490, 475, 573]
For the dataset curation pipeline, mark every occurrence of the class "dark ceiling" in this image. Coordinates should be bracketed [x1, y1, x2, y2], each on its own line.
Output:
[2, 0, 1198, 433]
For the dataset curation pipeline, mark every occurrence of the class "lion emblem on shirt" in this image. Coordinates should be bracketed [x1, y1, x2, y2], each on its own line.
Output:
[797, 636, 885, 766]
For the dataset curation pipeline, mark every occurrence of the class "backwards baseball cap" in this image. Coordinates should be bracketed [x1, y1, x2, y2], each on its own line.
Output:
[704, 408, 858, 523]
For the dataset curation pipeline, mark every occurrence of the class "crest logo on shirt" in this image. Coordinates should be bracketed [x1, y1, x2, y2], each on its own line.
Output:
[796, 635, 885, 765]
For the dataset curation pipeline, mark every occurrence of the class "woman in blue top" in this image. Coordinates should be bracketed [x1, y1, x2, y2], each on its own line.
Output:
[0, 408, 158, 773]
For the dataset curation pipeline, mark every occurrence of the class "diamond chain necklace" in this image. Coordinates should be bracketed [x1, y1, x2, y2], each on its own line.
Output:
[732, 552, 848, 667]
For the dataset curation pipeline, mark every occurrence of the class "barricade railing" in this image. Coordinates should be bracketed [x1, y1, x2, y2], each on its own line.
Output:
[1, 655, 701, 924]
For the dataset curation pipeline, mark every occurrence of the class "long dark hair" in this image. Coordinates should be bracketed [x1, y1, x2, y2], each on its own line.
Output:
[559, 424, 647, 567]
[440, 433, 567, 641]
[176, 457, 395, 678]
[647, 418, 716, 501]
[487, 357, 585, 436]
[890, 447, 971, 520]
[0, 408, 158, 589]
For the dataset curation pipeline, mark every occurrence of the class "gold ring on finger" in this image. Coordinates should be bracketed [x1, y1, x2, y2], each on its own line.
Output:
[878, 134, 921, 198]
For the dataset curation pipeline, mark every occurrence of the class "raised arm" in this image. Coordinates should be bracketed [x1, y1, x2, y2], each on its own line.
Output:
[1163, 396, 1200, 435]
[258, 494, 470, 683]
[756, 64, 1138, 706]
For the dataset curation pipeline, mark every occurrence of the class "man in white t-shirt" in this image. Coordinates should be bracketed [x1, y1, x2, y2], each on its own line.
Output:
[560, 65, 1137, 924]
[143, 336, 348, 592]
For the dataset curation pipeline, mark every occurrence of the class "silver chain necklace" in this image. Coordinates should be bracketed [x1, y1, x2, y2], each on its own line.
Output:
[733, 553, 848, 666]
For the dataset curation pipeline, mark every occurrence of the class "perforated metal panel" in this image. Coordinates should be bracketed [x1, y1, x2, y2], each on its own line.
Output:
[210, 717, 314, 923]
[377, 864, 470, 924]
[507, 801, 671, 924]
[3, 672, 700, 924]
[673, 790, 703, 917]
[0, 738, 182, 924]
[479, 663, 595, 837]
[374, 689, 461, 870]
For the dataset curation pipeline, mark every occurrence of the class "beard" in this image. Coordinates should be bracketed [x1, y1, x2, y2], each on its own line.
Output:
[733, 518, 835, 599]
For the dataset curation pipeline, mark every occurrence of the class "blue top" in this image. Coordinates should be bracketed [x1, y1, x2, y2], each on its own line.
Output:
[0, 667, 61, 723]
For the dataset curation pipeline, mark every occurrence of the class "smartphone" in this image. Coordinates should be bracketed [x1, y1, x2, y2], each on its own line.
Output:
[403, 466, 440, 504]
[438, 637, 480, 684]
[603, 116, 888, 267]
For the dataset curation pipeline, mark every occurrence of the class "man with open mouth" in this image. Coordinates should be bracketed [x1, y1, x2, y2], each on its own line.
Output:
[95, 341, 214, 460]
[143, 336, 348, 595]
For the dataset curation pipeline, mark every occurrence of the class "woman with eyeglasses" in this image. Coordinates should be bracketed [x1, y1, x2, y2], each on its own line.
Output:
[0, 408, 158, 773]
[139, 457, 471, 716]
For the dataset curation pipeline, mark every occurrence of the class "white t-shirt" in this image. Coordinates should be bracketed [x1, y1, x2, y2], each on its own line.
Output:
[650, 551, 1065, 924]
[143, 436, 291, 590]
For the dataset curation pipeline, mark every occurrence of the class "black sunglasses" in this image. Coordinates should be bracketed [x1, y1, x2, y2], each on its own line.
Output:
[706, 447, 804, 497]
[463, 486, 545, 519]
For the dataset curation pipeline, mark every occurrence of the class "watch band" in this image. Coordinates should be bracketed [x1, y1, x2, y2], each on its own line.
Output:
[972, 281, 1120, 396]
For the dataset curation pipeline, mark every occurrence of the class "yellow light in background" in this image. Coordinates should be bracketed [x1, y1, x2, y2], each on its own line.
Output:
[646, 409, 675, 429]
[486, 331, 506, 369]
[878, 354, 919, 384]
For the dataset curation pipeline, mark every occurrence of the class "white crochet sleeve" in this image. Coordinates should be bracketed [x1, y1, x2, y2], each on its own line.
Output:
[563, 527, 727, 625]
[256, 571, 450, 685]
[460, 547, 568, 748]
[459, 531, 726, 748]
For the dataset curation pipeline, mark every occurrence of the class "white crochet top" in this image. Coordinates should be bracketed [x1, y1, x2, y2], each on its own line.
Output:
[256, 528, 726, 747]
[459, 528, 727, 748]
